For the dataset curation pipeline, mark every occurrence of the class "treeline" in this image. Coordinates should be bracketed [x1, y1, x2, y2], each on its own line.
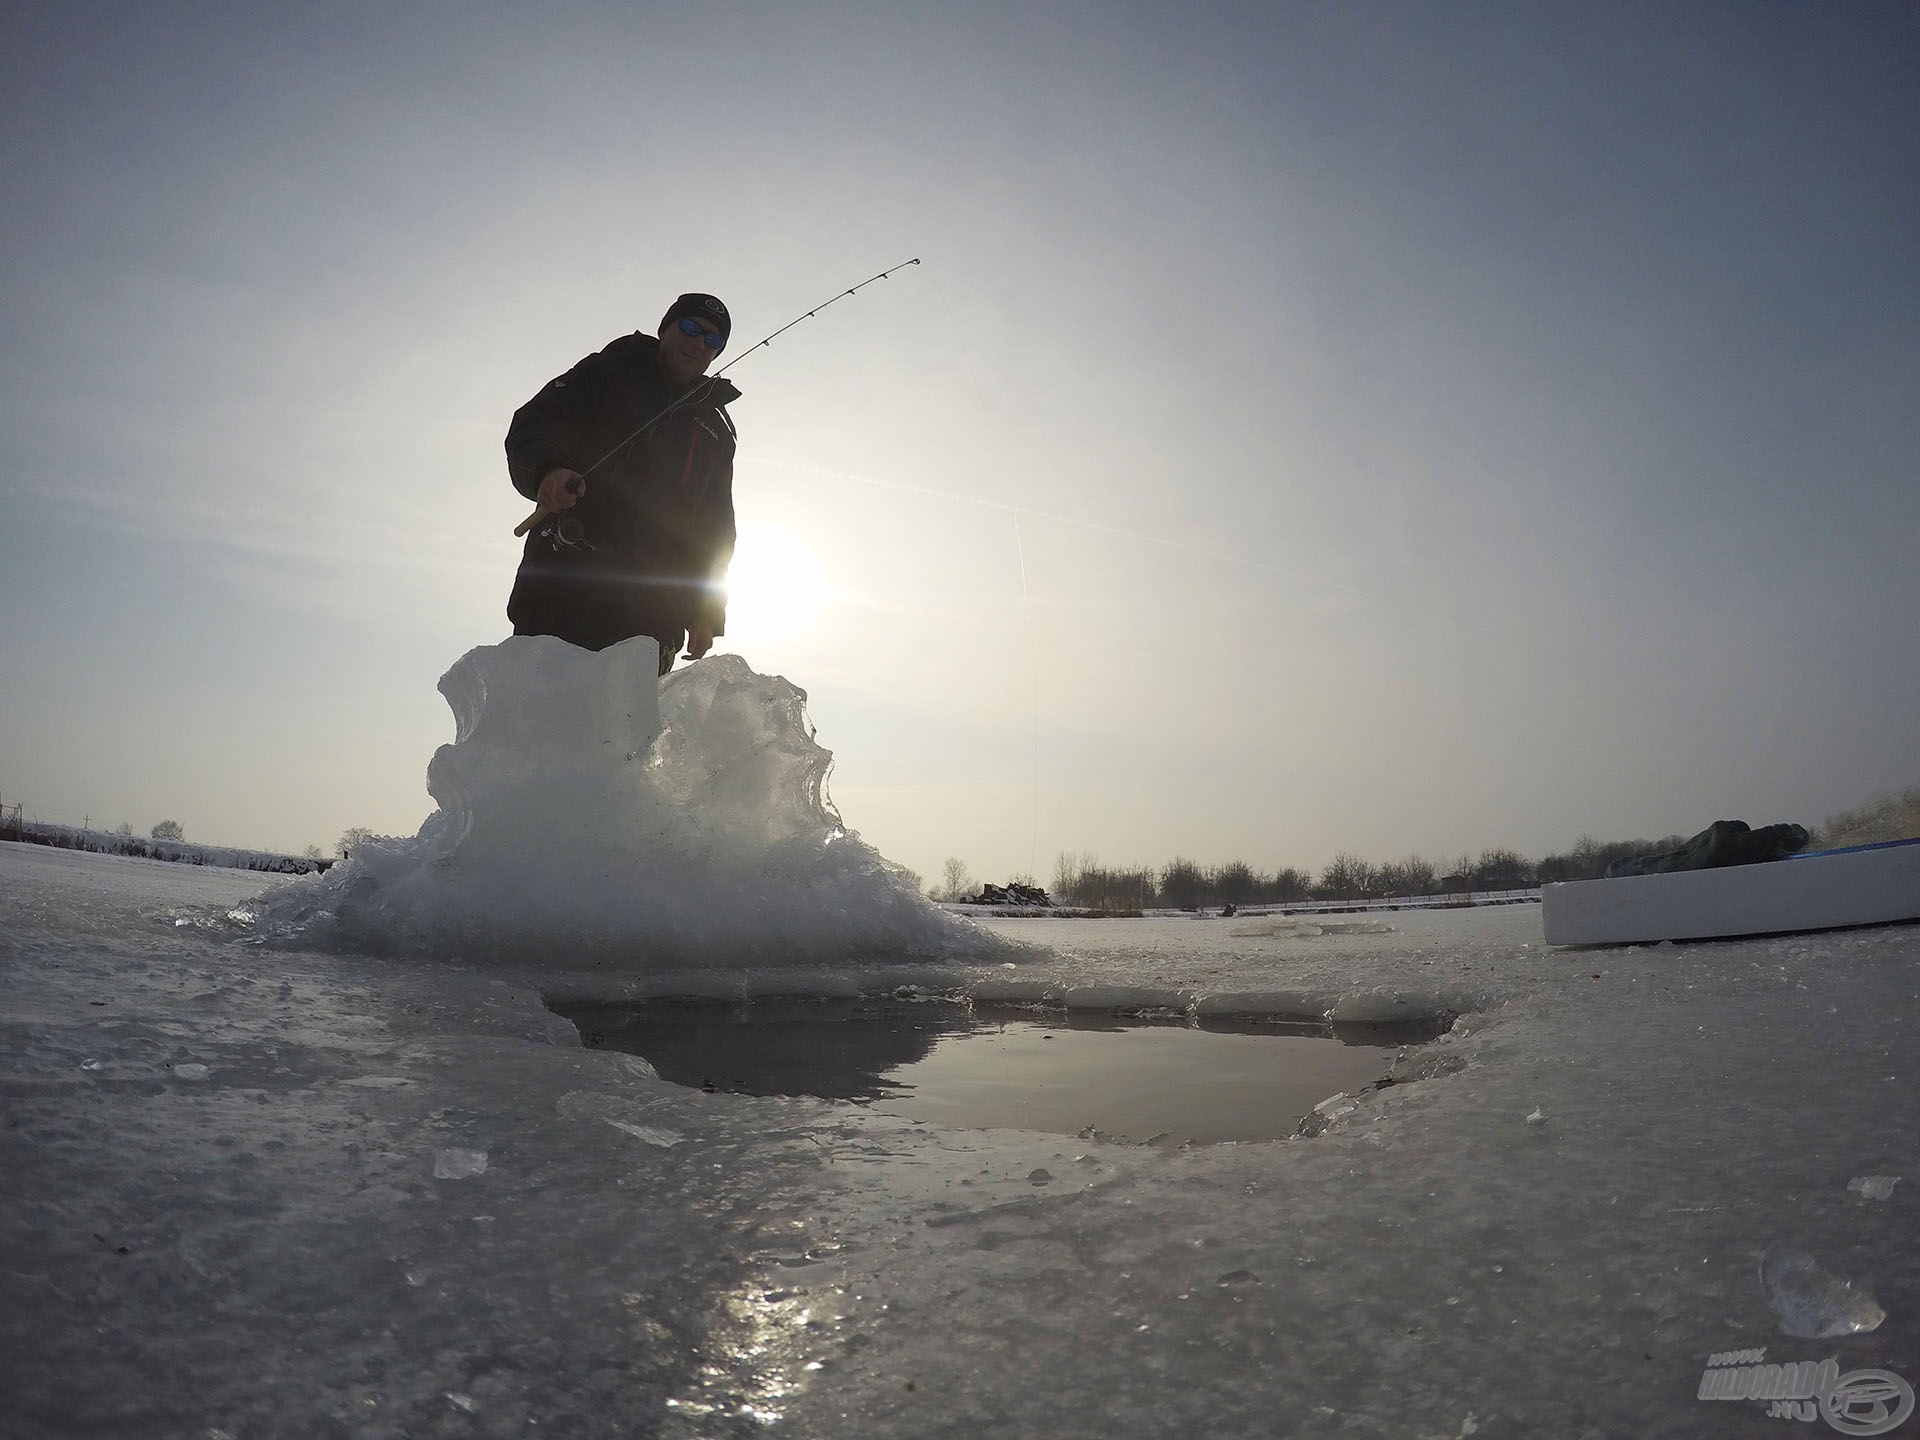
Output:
[1049, 834, 1688, 909]
[0, 819, 333, 875]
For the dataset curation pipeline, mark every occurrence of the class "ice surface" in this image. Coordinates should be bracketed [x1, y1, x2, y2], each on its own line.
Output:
[242, 638, 1003, 971]
[5, 842, 1917, 1438]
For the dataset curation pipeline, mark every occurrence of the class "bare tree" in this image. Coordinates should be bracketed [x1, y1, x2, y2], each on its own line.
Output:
[336, 826, 377, 858]
[1316, 852, 1376, 899]
[151, 819, 184, 842]
[1054, 856, 1153, 909]
[1261, 866, 1312, 903]
[1159, 856, 1207, 909]
[1378, 855, 1439, 897]
[1211, 860, 1257, 906]
[940, 857, 973, 902]
[1052, 850, 1084, 898]
[1471, 848, 1535, 890]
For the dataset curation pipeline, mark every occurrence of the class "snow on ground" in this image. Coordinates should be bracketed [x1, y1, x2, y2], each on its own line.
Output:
[4, 838, 1915, 1439]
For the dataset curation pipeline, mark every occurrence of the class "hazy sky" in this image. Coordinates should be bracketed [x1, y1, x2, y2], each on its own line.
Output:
[4, 2, 1917, 887]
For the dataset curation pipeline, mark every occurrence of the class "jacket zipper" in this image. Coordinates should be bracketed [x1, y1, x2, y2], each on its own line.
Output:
[679, 430, 701, 490]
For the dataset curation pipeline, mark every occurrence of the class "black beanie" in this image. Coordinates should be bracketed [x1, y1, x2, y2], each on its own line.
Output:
[660, 293, 731, 348]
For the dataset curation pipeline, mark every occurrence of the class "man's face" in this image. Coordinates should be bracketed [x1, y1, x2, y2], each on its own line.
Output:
[658, 314, 723, 383]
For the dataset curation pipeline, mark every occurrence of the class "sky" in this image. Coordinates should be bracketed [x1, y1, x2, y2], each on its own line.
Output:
[3, 1, 1917, 889]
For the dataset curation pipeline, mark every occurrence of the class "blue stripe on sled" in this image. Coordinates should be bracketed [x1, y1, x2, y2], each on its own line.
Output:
[1788, 834, 1920, 860]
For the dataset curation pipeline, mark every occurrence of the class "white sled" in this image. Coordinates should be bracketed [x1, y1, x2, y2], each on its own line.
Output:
[1542, 837, 1920, 946]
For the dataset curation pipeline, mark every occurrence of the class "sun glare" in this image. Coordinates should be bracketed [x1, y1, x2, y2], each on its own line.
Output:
[723, 522, 832, 644]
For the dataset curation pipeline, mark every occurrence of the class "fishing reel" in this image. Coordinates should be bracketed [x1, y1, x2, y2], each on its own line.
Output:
[548, 512, 594, 551]
[545, 472, 593, 550]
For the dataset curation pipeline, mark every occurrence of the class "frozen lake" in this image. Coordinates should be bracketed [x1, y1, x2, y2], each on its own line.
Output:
[3, 840, 1915, 1437]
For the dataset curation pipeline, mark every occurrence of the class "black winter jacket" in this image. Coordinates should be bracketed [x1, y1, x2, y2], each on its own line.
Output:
[505, 332, 739, 651]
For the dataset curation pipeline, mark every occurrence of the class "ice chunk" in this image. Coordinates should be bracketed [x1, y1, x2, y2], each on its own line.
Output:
[1847, 1175, 1899, 1201]
[1060, 985, 1193, 1013]
[1759, 1245, 1885, 1338]
[243, 640, 1010, 971]
[1228, 918, 1326, 938]
[431, 1148, 489, 1180]
[602, 1118, 683, 1148]
[170, 1063, 210, 1081]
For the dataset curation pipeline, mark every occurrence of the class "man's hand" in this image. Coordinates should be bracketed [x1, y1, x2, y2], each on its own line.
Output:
[685, 625, 715, 660]
[537, 468, 585, 511]
[513, 468, 587, 537]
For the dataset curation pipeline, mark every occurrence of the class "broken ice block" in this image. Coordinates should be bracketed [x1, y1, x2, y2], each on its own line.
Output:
[432, 1148, 489, 1180]
[1846, 1175, 1899, 1201]
[1759, 1245, 1885, 1338]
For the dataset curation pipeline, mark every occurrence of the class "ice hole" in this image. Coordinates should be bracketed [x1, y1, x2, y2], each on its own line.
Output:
[548, 998, 1447, 1144]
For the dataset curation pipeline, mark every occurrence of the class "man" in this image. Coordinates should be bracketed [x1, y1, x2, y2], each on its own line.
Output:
[505, 293, 739, 673]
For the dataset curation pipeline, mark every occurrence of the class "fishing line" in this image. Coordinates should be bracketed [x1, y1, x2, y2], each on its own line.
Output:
[1011, 512, 1040, 881]
[514, 259, 922, 538]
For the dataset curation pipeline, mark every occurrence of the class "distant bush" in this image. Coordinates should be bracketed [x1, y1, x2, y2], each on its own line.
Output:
[1535, 834, 1686, 883]
[151, 819, 184, 841]
[1052, 853, 1155, 909]
[1816, 786, 1920, 849]
[1052, 852, 1316, 909]
[1015, 782, 1920, 912]
[8, 821, 328, 874]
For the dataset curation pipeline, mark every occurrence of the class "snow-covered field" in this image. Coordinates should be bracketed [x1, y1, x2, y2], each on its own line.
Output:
[4, 837, 1915, 1439]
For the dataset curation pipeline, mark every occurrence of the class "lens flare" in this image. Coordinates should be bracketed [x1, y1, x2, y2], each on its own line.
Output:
[724, 523, 831, 644]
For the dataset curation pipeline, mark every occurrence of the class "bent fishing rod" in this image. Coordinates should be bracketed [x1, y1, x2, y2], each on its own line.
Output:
[512, 258, 921, 537]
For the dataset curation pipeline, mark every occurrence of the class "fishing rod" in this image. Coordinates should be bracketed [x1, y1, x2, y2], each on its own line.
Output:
[513, 258, 922, 537]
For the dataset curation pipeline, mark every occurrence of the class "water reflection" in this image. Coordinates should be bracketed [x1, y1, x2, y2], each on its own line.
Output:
[551, 998, 1448, 1145]
[556, 998, 968, 1101]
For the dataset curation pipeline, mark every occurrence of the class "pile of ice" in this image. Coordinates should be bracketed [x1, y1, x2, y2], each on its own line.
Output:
[243, 637, 1003, 970]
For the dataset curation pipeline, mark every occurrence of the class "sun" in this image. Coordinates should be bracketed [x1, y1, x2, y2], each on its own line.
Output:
[722, 522, 832, 644]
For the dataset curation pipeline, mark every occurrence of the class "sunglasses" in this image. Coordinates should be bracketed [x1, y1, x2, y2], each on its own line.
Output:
[676, 316, 725, 351]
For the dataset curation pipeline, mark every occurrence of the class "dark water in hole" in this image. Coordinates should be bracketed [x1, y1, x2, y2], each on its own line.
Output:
[550, 999, 1442, 1144]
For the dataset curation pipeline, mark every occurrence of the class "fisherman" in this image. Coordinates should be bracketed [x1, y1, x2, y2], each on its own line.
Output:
[505, 293, 738, 674]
